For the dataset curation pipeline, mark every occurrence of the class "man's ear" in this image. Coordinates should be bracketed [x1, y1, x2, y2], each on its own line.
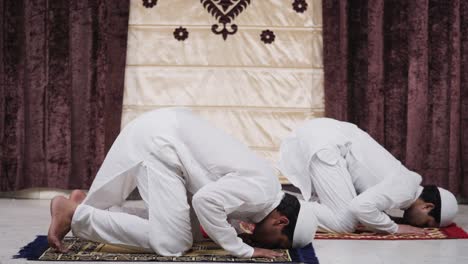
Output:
[423, 202, 435, 212]
[275, 215, 290, 227]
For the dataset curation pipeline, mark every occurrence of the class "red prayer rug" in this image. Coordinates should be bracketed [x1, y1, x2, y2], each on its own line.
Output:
[314, 224, 468, 240]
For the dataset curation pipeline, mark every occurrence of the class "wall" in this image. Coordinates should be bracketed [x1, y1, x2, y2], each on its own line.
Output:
[122, 0, 324, 182]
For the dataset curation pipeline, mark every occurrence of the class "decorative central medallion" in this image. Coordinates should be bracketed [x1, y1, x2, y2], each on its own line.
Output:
[200, 0, 251, 40]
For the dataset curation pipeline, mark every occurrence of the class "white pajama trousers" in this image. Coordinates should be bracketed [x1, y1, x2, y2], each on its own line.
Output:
[71, 158, 200, 256]
[308, 145, 360, 233]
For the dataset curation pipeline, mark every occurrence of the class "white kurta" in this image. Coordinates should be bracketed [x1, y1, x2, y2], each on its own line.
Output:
[279, 118, 423, 233]
[71, 108, 283, 257]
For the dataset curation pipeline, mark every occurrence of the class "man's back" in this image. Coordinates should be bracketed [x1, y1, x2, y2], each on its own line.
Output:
[166, 109, 280, 206]
[293, 118, 419, 193]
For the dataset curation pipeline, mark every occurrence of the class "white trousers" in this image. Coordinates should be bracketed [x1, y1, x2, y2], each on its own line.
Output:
[71, 154, 202, 256]
[309, 145, 359, 233]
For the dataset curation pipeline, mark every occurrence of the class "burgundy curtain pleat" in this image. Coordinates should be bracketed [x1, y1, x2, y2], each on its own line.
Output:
[323, 0, 468, 198]
[0, 0, 130, 191]
[461, 1, 468, 199]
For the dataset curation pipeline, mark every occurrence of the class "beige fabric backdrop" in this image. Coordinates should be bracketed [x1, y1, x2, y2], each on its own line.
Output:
[122, 0, 323, 183]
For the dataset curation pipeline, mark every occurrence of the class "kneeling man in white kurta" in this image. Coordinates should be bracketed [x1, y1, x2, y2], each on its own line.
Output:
[47, 108, 317, 258]
[279, 118, 458, 235]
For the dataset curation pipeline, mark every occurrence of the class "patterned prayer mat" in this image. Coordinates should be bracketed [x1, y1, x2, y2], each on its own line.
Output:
[314, 224, 468, 240]
[15, 236, 319, 263]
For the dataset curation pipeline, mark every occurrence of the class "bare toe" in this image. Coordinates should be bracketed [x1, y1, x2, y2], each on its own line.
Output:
[47, 235, 67, 252]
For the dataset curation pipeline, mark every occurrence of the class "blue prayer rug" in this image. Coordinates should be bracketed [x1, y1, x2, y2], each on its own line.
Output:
[14, 236, 319, 263]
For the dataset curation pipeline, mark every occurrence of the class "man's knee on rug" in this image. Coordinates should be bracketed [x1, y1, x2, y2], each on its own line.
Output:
[149, 231, 193, 256]
[71, 204, 152, 250]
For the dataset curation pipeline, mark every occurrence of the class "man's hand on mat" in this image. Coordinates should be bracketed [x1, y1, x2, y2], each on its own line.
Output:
[252, 248, 284, 259]
[396, 224, 426, 234]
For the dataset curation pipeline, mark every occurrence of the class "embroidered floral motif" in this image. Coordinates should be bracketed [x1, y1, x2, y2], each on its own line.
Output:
[173, 27, 189, 41]
[260, 30, 275, 44]
[201, 0, 251, 40]
[292, 0, 308, 13]
[217, 0, 237, 11]
[142, 0, 158, 8]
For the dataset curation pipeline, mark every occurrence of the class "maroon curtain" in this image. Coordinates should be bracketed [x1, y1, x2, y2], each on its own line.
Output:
[323, 0, 468, 198]
[0, 0, 130, 191]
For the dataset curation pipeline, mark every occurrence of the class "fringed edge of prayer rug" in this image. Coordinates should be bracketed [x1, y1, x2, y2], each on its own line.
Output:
[13, 236, 50, 260]
[289, 244, 319, 264]
[14, 236, 319, 263]
[314, 224, 468, 240]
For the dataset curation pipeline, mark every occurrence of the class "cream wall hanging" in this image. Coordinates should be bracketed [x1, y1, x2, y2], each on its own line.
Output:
[123, 0, 324, 183]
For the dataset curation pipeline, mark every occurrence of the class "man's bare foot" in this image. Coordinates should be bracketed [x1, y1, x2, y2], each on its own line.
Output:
[47, 196, 78, 252]
[69, 190, 86, 204]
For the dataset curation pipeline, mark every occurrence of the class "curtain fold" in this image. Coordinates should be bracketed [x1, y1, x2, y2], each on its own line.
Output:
[0, 0, 130, 191]
[323, 0, 468, 198]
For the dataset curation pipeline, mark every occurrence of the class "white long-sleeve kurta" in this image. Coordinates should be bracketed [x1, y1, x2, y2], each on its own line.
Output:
[72, 108, 283, 257]
[280, 118, 423, 233]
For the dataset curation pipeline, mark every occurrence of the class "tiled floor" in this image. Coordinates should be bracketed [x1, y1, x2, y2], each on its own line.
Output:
[1, 199, 467, 264]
